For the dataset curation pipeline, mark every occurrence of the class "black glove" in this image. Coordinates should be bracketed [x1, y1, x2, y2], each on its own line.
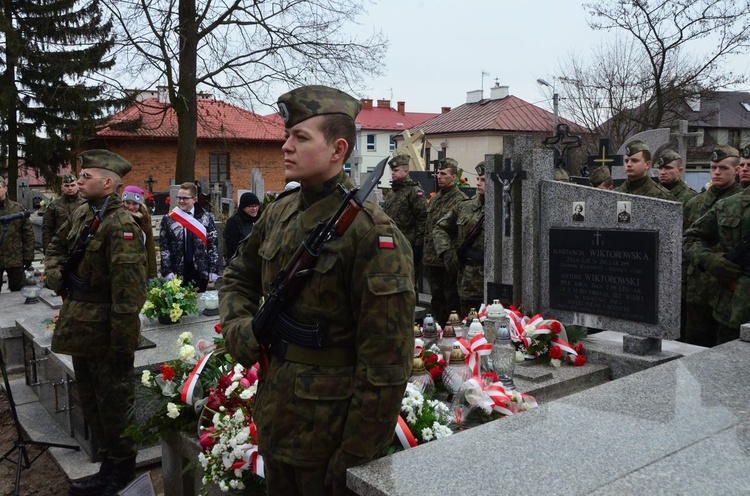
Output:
[703, 253, 741, 283]
[23, 259, 33, 270]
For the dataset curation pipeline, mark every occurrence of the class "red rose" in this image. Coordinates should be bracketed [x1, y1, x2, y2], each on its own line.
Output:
[160, 364, 175, 382]
[199, 428, 216, 450]
[575, 342, 584, 354]
[214, 323, 222, 334]
[481, 371, 499, 383]
[438, 359, 446, 368]
[165, 196, 171, 206]
[424, 353, 438, 364]
[428, 366, 443, 381]
[551, 321, 562, 334]
[574, 355, 586, 366]
[548, 346, 563, 360]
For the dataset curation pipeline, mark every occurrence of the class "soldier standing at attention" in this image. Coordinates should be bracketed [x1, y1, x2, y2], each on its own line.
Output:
[42, 173, 84, 254]
[682, 145, 742, 346]
[656, 149, 697, 204]
[740, 145, 750, 188]
[0, 177, 34, 292]
[433, 163, 486, 317]
[684, 164, 750, 345]
[615, 140, 675, 200]
[219, 85, 415, 495]
[382, 154, 427, 283]
[44, 150, 147, 495]
[422, 158, 467, 324]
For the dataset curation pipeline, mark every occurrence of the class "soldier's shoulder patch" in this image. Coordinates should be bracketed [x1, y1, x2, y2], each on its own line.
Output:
[416, 191, 423, 198]
[123, 232, 134, 240]
[378, 235, 395, 249]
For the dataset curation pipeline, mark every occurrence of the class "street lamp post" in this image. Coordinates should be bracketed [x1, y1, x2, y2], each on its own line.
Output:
[536, 78, 558, 131]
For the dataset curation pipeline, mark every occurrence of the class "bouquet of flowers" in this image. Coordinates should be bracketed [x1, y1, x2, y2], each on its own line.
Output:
[145, 193, 156, 214]
[392, 382, 453, 450]
[141, 276, 199, 323]
[506, 307, 587, 367]
[451, 376, 538, 428]
[197, 363, 264, 494]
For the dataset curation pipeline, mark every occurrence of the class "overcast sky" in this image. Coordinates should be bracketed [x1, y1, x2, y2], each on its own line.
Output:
[355, 0, 750, 115]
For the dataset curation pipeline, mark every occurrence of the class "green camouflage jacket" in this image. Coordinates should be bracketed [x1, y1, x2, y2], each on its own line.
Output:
[615, 175, 676, 200]
[45, 195, 147, 356]
[382, 177, 427, 248]
[664, 179, 697, 205]
[432, 194, 485, 301]
[423, 185, 467, 266]
[219, 170, 415, 473]
[684, 187, 750, 329]
[682, 184, 742, 304]
[42, 194, 84, 253]
[0, 199, 34, 267]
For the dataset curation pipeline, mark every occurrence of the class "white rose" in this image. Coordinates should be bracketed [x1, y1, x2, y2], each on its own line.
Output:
[550, 358, 562, 368]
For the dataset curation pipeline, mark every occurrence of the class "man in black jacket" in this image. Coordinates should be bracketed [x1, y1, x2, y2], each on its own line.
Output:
[224, 192, 261, 262]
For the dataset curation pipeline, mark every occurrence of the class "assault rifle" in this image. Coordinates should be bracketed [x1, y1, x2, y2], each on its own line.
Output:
[253, 157, 388, 375]
[0, 211, 30, 224]
[60, 195, 111, 298]
[457, 214, 484, 263]
[725, 233, 750, 277]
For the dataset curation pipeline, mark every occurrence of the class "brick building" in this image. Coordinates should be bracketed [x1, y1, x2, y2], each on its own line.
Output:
[90, 92, 286, 203]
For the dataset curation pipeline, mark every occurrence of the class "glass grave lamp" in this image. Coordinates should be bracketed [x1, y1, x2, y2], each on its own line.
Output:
[21, 268, 43, 304]
[438, 322, 457, 363]
[422, 314, 439, 351]
[201, 290, 220, 316]
[490, 317, 517, 390]
[408, 356, 434, 393]
[442, 346, 472, 396]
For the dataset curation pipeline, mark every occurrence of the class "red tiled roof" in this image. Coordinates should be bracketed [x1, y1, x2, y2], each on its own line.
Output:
[414, 95, 591, 135]
[356, 107, 438, 131]
[97, 98, 285, 141]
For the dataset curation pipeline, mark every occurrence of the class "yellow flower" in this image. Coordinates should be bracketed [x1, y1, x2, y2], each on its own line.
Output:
[142, 301, 154, 312]
[169, 303, 184, 322]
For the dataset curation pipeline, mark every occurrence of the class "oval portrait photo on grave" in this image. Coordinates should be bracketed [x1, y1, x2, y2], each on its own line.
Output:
[617, 200, 632, 223]
[572, 202, 585, 222]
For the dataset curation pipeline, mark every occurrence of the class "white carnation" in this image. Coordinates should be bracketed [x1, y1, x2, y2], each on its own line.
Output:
[141, 370, 151, 386]
[166, 402, 180, 419]
[178, 331, 193, 344]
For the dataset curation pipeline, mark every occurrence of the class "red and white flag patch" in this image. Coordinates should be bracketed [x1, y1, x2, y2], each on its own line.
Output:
[379, 235, 394, 249]
[123, 232, 134, 240]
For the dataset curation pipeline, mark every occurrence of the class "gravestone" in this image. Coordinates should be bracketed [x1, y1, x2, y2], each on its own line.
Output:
[539, 180, 682, 352]
[251, 169, 264, 198]
[16, 179, 33, 211]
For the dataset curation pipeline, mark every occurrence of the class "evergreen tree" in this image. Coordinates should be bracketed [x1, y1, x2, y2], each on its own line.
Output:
[0, 0, 119, 199]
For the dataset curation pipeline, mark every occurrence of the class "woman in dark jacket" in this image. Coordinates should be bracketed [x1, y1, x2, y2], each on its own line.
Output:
[224, 192, 261, 262]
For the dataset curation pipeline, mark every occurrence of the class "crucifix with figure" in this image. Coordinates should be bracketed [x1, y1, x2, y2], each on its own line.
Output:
[490, 157, 527, 237]
[144, 175, 157, 193]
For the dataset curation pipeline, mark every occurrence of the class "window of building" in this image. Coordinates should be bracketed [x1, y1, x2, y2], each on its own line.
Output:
[366, 134, 376, 151]
[389, 135, 396, 151]
[210, 152, 230, 182]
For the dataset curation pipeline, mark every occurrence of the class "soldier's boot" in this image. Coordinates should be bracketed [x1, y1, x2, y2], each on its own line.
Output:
[99, 457, 137, 496]
[69, 459, 114, 496]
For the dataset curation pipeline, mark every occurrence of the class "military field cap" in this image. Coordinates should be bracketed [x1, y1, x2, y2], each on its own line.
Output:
[61, 173, 77, 184]
[277, 85, 361, 128]
[77, 149, 131, 178]
[589, 165, 611, 186]
[624, 140, 649, 157]
[553, 167, 571, 182]
[741, 145, 750, 159]
[475, 161, 486, 176]
[657, 149, 681, 167]
[389, 155, 410, 169]
[437, 157, 458, 169]
[711, 144, 739, 163]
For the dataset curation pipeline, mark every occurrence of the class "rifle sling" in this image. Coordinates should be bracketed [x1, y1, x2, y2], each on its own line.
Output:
[283, 343, 355, 367]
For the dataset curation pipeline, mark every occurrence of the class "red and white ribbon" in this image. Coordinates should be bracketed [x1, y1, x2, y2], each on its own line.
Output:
[180, 350, 214, 405]
[395, 415, 418, 449]
[551, 337, 578, 356]
[168, 207, 208, 246]
[455, 335, 492, 376]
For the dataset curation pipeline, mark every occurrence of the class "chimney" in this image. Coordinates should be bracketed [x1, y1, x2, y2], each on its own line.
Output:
[441, 106, 451, 114]
[397, 101, 405, 114]
[157, 85, 170, 104]
[466, 90, 483, 103]
[377, 99, 391, 109]
[361, 99, 373, 110]
[490, 85, 509, 100]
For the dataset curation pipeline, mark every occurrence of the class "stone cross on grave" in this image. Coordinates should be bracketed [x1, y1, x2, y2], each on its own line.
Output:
[144, 175, 157, 193]
[490, 157, 527, 237]
[671, 119, 702, 170]
[586, 138, 622, 176]
[394, 129, 426, 171]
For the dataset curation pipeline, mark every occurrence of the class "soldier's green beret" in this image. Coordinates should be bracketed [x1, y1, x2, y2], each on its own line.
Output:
[711, 144, 739, 163]
[389, 155, 410, 169]
[437, 157, 458, 169]
[475, 161, 486, 176]
[61, 173, 77, 184]
[657, 149, 681, 167]
[77, 149, 132, 178]
[277, 85, 361, 128]
[589, 165, 611, 186]
[741, 145, 750, 159]
[553, 167, 570, 182]
[624, 140, 649, 157]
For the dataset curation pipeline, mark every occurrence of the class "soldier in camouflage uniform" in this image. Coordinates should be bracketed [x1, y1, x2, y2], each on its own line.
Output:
[615, 140, 676, 200]
[42, 173, 84, 254]
[684, 183, 750, 345]
[423, 158, 467, 325]
[433, 163, 485, 317]
[657, 149, 697, 204]
[589, 165, 613, 189]
[382, 154, 427, 282]
[45, 150, 147, 496]
[0, 177, 34, 292]
[682, 145, 742, 346]
[740, 145, 750, 188]
[219, 85, 415, 496]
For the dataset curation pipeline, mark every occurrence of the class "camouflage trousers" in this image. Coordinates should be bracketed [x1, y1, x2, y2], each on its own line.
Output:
[423, 264, 459, 326]
[0, 266, 25, 292]
[72, 353, 137, 462]
[684, 303, 718, 348]
[264, 458, 355, 496]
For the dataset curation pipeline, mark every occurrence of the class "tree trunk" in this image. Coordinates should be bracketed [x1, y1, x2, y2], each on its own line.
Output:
[4, 0, 18, 201]
[174, 0, 198, 184]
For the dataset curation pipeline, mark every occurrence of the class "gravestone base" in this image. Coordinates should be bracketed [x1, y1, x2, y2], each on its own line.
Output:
[585, 338, 680, 379]
[622, 335, 662, 355]
[741, 323, 750, 343]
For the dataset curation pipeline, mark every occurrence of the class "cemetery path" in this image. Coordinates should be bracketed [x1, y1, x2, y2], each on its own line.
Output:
[0, 388, 69, 496]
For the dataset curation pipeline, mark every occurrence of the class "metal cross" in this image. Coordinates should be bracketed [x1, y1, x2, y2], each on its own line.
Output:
[144, 175, 157, 193]
[585, 139, 623, 175]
